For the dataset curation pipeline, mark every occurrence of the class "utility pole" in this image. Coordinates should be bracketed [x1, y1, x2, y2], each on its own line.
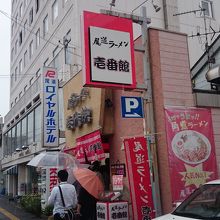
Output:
[100, 6, 162, 216]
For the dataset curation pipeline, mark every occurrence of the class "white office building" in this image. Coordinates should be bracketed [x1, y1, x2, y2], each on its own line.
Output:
[2, 0, 220, 197]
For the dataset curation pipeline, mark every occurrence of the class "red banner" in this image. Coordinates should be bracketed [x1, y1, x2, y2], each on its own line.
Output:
[76, 130, 105, 162]
[165, 107, 217, 203]
[124, 137, 155, 220]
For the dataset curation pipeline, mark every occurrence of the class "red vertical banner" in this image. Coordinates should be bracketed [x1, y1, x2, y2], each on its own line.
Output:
[49, 168, 58, 192]
[124, 137, 155, 220]
[165, 107, 217, 203]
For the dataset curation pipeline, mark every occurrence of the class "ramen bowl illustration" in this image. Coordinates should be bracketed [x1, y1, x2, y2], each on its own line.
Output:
[171, 130, 211, 164]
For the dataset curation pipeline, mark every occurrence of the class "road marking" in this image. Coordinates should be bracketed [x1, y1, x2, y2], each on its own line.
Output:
[0, 207, 20, 220]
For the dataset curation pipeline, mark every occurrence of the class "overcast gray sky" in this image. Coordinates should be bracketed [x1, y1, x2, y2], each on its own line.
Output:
[0, 2, 11, 117]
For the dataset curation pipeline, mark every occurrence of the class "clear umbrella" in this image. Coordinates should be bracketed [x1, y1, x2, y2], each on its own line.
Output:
[27, 150, 80, 169]
[27, 150, 85, 183]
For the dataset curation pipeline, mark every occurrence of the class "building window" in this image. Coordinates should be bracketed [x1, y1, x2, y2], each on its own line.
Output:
[21, 117, 27, 147]
[15, 67, 18, 81]
[52, 0, 58, 23]
[36, 68, 40, 78]
[19, 31, 23, 45]
[64, 29, 73, 64]
[43, 15, 48, 37]
[15, 97, 18, 103]
[30, 77, 34, 85]
[16, 121, 21, 149]
[36, 0, 40, 13]
[24, 50, 28, 67]
[27, 111, 34, 145]
[11, 74, 14, 87]
[15, 14, 18, 28]
[24, 85, 28, 92]
[15, 40, 18, 54]
[19, 3, 23, 17]
[24, 20, 27, 37]
[201, 0, 213, 18]
[36, 28, 40, 48]
[19, 59, 23, 74]
[11, 48, 14, 61]
[12, 126, 16, 152]
[29, 40, 34, 58]
[53, 46, 60, 69]
[24, 0, 28, 8]
[34, 105, 41, 142]
[44, 58, 49, 66]
[11, 23, 14, 36]
[29, 8, 33, 26]
[19, 91, 23, 98]
[12, 0, 15, 12]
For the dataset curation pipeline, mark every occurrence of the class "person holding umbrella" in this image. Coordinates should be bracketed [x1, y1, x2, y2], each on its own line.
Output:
[73, 167, 104, 220]
[48, 169, 78, 220]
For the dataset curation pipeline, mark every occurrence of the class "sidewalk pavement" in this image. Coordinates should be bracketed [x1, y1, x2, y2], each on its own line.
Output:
[0, 195, 48, 220]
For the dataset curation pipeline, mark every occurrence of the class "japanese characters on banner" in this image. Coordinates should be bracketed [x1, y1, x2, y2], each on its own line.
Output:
[97, 202, 108, 220]
[109, 202, 129, 220]
[49, 168, 58, 192]
[76, 130, 105, 163]
[112, 175, 124, 191]
[82, 11, 136, 89]
[42, 68, 59, 147]
[124, 137, 155, 220]
[165, 107, 217, 203]
[97, 201, 129, 220]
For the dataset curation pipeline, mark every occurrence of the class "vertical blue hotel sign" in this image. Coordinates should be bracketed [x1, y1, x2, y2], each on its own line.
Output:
[42, 67, 59, 147]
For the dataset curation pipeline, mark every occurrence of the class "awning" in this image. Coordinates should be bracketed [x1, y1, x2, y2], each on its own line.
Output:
[3, 165, 18, 175]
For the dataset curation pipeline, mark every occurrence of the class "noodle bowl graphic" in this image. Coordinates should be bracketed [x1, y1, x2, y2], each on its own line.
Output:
[171, 130, 211, 164]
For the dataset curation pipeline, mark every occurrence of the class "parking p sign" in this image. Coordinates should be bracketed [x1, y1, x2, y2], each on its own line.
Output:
[121, 96, 144, 118]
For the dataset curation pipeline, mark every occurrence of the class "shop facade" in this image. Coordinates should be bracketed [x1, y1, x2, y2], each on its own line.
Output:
[62, 27, 220, 218]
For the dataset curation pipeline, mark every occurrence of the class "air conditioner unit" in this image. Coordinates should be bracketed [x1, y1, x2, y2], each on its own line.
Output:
[16, 147, 22, 152]
[206, 65, 220, 84]
[21, 145, 29, 150]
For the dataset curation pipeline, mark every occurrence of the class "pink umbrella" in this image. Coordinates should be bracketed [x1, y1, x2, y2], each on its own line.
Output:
[73, 168, 104, 199]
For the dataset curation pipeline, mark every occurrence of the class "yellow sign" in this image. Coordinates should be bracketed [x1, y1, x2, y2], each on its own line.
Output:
[180, 164, 213, 188]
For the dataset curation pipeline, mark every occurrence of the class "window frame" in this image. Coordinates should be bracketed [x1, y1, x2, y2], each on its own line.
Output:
[36, 0, 40, 13]
[24, 20, 27, 37]
[24, 50, 28, 67]
[19, 3, 23, 17]
[29, 40, 34, 59]
[43, 15, 48, 37]
[201, 0, 213, 18]
[52, 0, 58, 23]
[19, 59, 23, 74]
[29, 8, 33, 26]
[36, 28, 40, 48]
[15, 67, 18, 81]
[19, 31, 23, 46]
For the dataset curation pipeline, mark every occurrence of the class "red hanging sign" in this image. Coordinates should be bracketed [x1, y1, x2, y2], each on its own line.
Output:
[124, 137, 155, 220]
[165, 107, 217, 203]
[76, 130, 105, 162]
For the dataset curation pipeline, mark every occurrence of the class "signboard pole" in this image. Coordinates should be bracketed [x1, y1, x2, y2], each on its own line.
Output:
[141, 6, 162, 216]
[101, 6, 162, 216]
